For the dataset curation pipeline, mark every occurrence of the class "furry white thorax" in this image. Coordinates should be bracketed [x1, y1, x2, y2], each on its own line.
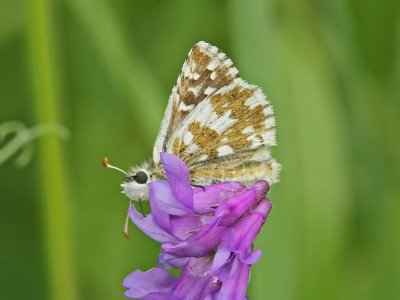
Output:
[121, 162, 153, 201]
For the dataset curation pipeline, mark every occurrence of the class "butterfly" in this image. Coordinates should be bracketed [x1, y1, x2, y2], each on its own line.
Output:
[105, 41, 280, 202]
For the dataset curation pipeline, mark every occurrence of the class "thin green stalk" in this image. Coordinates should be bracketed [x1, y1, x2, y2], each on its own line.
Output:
[26, 1, 77, 300]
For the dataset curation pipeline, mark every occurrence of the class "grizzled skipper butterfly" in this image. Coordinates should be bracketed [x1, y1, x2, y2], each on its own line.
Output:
[104, 41, 280, 218]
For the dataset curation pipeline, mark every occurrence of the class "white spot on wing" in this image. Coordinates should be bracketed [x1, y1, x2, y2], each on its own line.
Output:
[191, 99, 215, 126]
[242, 126, 254, 134]
[209, 46, 218, 55]
[178, 101, 194, 112]
[221, 136, 229, 143]
[263, 130, 276, 146]
[207, 58, 219, 71]
[209, 111, 237, 134]
[210, 71, 217, 80]
[224, 59, 233, 68]
[245, 88, 265, 109]
[197, 154, 208, 162]
[182, 61, 190, 77]
[264, 116, 275, 128]
[214, 81, 237, 95]
[183, 131, 194, 145]
[197, 41, 208, 49]
[263, 105, 273, 116]
[247, 135, 262, 148]
[187, 143, 199, 154]
[229, 67, 239, 77]
[204, 86, 216, 95]
[217, 145, 234, 156]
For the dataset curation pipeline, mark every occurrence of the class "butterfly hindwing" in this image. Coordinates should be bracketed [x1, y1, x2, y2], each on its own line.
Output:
[167, 79, 276, 165]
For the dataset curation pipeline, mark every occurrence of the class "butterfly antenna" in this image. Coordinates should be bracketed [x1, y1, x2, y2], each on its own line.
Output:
[103, 157, 129, 176]
[123, 200, 133, 239]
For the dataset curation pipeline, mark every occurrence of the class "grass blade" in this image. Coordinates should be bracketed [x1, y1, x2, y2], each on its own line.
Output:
[26, 1, 77, 299]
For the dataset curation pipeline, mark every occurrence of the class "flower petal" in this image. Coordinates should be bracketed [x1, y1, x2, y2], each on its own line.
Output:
[214, 189, 257, 226]
[158, 253, 189, 270]
[149, 180, 192, 234]
[123, 267, 176, 298]
[169, 215, 202, 240]
[162, 220, 226, 258]
[160, 153, 193, 210]
[239, 249, 262, 265]
[128, 206, 178, 244]
[193, 181, 246, 214]
[140, 292, 173, 300]
[215, 256, 250, 300]
[213, 244, 231, 272]
[149, 180, 191, 216]
[141, 292, 176, 300]
[253, 198, 272, 215]
[172, 257, 219, 299]
[251, 180, 270, 201]
[223, 200, 272, 252]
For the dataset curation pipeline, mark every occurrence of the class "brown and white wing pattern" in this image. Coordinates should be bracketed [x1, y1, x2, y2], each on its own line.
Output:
[152, 41, 239, 164]
[167, 78, 280, 184]
[152, 41, 280, 184]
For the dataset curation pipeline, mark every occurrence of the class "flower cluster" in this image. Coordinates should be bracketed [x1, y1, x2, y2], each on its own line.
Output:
[124, 153, 272, 299]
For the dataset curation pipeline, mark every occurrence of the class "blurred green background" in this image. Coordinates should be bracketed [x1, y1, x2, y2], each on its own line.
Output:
[1, 0, 399, 299]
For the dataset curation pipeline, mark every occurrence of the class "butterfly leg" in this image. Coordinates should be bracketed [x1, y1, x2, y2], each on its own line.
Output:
[138, 198, 145, 216]
[123, 200, 133, 239]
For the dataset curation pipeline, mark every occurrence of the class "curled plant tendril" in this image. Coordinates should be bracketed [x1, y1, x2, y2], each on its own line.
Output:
[0, 121, 70, 168]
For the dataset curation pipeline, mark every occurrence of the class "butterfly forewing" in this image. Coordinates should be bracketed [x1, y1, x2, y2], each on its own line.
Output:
[152, 41, 239, 164]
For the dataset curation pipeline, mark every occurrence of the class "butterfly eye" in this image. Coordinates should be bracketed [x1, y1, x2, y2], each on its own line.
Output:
[133, 171, 148, 184]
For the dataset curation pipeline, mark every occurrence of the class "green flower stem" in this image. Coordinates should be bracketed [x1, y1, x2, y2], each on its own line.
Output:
[26, 1, 77, 300]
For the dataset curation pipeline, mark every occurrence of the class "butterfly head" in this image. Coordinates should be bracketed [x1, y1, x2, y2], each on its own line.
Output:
[122, 169, 152, 200]
[103, 157, 152, 201]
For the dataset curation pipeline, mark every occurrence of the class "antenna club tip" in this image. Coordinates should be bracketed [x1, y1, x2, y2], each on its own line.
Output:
[103, 157, 109, 168]
[123, 231, 130, 239]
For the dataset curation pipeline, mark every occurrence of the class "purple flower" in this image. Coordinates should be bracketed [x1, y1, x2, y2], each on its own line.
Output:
[124, 153, 272, 299]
